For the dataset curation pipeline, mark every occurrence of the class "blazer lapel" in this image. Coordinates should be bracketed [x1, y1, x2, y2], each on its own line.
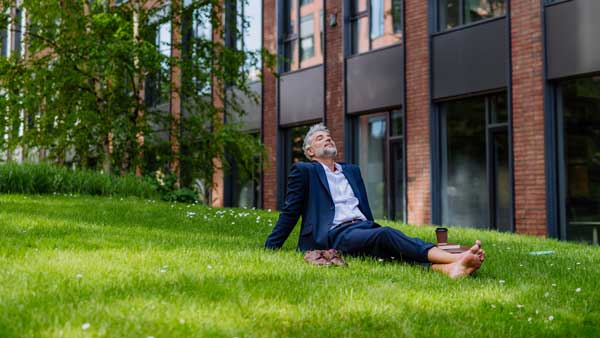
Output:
[314, 162, 333, 197]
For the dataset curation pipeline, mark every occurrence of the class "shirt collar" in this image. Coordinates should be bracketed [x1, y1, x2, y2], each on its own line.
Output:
[319, 161, 342, 173]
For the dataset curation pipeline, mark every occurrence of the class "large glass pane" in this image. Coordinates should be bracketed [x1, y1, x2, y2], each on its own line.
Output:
[284, 0, 297, 36]
[1, 28, 7, 56]
[438, 0, 459, 31]
[390, 110, 403, 137]
[562, 76, 600, 244]
[370, 0, 402, 50]
[300, 14, 314, 64]
[441, 97, 488, 228]
[231, 134, 261, 208]
[490, 93, 507, 124]
[464, 0, 506, 25]
[299, 0, 323, 67]
[370, 0, 384, 39]
[240, 0, 261, 80]
[283, 39, 298, 72]
[493, 132, 510, 231]
[357, 114, 387, 219]
[351, 17, 369, 55]
[156, 21, 172, 104]
[351, 0, 368, 15]
[391, 140, 404, 221]
[288, 125, 310, 167]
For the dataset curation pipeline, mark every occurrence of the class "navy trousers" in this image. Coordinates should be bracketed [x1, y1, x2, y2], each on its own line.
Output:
[328, 221, 435, 264]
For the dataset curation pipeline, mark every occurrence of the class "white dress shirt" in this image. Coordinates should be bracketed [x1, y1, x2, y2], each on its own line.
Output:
[320, 162, 367, 228]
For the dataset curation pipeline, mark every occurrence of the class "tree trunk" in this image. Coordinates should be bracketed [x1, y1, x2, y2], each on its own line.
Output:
[169, 0, 182, 187]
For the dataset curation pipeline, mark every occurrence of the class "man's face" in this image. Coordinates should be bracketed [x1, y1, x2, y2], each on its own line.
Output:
[308, 131, 337, 159]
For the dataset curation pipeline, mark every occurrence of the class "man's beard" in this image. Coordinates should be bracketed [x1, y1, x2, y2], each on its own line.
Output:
[315, 145, 337, 159]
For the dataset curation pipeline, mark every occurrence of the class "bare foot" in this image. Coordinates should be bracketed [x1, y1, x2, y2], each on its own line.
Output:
[462, 240, 485, 262]
[445, 251, 482, 278]
[434, 241, 484, 278]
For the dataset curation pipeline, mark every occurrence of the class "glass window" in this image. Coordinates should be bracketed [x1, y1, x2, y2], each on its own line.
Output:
[283, 0, 323, 72]
[357, 114, 387, 218]
[1, 27, 7, 57]
[300, 14, 315, 61]
[440, 93, 510, 230]
[237, 0, 262, 81]
[441, 97, 488, 228]
[390, 110, 403, 136]
[490, 94, 507, 124]
[354, 110, 405, 221]
[438, 0, 459, 30]
[350, 0, 402, 55]
[560, 76, 600, 244]
[230, 134, 261, 208]
[438, 0, 506, 32]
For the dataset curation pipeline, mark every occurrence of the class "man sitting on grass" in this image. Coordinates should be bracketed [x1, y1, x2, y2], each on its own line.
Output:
[264, 123, 485, 278]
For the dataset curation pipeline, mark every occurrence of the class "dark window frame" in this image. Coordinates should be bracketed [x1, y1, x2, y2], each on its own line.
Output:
[435, 0, 507, 33]
[351, 108, 405, 222]
[436, 92, 513, 231]
[347, 0, 403, 56]
[281, 0, 323, 73]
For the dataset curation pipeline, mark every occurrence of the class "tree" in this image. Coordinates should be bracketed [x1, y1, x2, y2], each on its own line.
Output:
[0, 0, 272, 199]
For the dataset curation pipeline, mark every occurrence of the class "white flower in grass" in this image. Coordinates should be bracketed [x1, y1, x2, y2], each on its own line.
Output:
[179, 318, 185, 324]
[576, 288, 581, 293]
[76, 274, 83, 279]
[491, 304, 496, 309]
[552, 283, 557, 287]
[536, 309, 540, 314]
[499, 280, 505, 284]
[544, 292, 550, 297]
[147, 336, 155, 338]
[517, 304, 524, 309]
[528, 317, 533, 322]
[82, 323, 91, 330]
[160, 269, 167, 273]
[548, 315, 554, 321]
[207, 265, 213, 270]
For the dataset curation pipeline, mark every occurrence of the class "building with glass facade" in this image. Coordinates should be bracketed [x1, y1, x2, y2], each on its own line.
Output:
[220, 0, 600, 246]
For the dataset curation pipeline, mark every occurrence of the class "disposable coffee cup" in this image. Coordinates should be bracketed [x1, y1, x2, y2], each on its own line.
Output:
[436, 227, 448, 245]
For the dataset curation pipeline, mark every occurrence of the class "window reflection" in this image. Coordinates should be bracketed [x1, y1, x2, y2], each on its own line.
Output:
[441, 97, 488, 228]
[562, 76, 600, 244]
[350, 0, 402, 55]
[438, 0, 505, 31]
[356, 114, 387, 219]
[464, 0, 506, 24]
[283, 0, 323, 71]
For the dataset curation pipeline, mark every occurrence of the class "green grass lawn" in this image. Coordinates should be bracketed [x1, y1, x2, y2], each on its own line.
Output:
[1, 194, 599, 338]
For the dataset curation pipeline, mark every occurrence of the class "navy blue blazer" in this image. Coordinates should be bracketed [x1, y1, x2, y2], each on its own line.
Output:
[264, 161, 374, 251]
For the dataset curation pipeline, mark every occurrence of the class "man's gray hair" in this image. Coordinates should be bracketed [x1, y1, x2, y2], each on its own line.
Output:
[303, 123, 331, 159]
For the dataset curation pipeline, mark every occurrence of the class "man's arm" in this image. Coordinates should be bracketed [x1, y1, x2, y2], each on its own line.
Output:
[264, 163, 307, 250]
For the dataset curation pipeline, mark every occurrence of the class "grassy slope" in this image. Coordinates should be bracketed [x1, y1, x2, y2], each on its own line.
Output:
[0, 194, 599, 338]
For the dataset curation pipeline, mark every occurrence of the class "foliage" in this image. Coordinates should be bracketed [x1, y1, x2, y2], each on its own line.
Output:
[0, 0, 271, 190]
[1, 194, 600, 337]
[149, 169, 199, 203]
[0, 162, 156, 197]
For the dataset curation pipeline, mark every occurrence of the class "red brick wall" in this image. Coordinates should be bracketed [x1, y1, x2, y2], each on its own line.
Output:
[510, 1, 547, 236]
[325, 0, 344, 158]
[404, 0, 431, 225]
[262, 0, 278, 210]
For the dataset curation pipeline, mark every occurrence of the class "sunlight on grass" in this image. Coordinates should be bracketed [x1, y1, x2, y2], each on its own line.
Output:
[0, 194, 599, 337]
